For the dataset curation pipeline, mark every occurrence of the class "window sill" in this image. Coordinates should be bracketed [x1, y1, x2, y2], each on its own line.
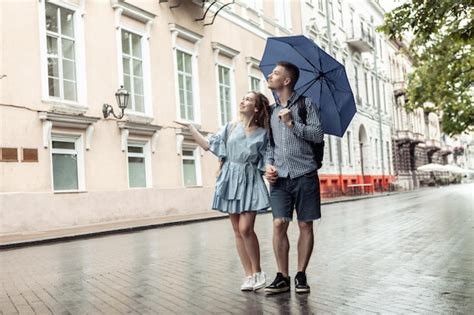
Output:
[184, 185, 203, 188]
[124, 111, 154, 124]
[43, 99, 88, 115]
[54, 190, 87, 194]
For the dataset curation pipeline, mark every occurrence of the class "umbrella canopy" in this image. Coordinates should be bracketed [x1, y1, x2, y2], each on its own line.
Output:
[442, 164, 467, 174]
[259, 35, 356, 137]
[417, 163, 447, 172]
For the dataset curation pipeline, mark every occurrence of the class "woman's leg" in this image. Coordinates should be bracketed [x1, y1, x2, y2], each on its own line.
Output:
[238, 212, 261, 274]
[229, 214, 253, 276]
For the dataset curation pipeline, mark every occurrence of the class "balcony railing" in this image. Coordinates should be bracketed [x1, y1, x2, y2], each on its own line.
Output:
[425, 139, 441, 149]
[394, 81, 407, 97]
[439, 145, 453, 155]
[346, 26, 375, 53]
[413, 132, 425, 143]
[395, 130, 413, 141]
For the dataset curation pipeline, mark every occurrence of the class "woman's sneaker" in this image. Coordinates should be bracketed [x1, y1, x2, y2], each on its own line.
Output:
[294, 271, 310, 293]
[241, 276, 255, 291]
[253, 271, 267, 291]
[264, 272, 290, 294]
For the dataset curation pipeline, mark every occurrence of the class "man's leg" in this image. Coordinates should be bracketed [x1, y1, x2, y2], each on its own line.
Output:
[297, 220, 314, 272]
[265, 178, 293, 294]
[273, 218, 290, 276]
[293, 172, 321, 293]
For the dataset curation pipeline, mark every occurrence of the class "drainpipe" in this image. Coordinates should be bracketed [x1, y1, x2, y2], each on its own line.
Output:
[325, 0, 344, 194]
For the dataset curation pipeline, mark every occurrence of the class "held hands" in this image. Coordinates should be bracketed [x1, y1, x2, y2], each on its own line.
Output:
[278, 108, 293, 127]
[265, 165, 278, 185]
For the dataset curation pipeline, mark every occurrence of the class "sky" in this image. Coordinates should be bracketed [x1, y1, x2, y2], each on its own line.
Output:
[378, 0, 405, 12]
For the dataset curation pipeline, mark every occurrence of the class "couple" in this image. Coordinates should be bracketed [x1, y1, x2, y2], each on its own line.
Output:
[176, 61, 324, 294]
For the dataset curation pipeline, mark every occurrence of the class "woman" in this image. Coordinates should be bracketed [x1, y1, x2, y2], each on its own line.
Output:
[175, 91, 270, 291]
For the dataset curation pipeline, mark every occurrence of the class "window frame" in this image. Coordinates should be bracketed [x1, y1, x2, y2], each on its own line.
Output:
[121, 29, 146, 113]
[216, 63, 235, 127]
[126, 140, 152, 189]
[38, 0, 87, 107]
[117, 24, 152, 117]
[181, 145, 202, 187]
[174, 46, 201, 124]
[50, 133, 85, 192]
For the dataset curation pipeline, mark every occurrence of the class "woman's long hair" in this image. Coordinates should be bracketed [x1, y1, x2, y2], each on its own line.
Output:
[250, 91, 270, 130]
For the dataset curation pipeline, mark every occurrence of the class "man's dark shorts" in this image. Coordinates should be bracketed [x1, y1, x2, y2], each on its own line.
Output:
[270, 170, 321, 222]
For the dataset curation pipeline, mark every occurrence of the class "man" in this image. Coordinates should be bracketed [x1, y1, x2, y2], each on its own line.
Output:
[264, 61, 324, 294]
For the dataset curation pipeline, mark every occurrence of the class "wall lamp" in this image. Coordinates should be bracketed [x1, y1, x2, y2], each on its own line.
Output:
[102, 86, 130, 119]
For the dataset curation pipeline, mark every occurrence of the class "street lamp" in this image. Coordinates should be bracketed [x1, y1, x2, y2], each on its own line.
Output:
[102, 86, 130, 119]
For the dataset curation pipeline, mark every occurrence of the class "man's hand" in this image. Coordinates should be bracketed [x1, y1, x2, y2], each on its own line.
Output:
[278, 108, 292, 124]
[265, 165, 278, 185]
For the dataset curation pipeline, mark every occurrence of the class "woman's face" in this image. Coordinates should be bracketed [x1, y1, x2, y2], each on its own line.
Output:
[239, 93, 259, 116]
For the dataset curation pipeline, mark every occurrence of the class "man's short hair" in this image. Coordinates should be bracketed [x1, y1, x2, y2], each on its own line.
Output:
[277, 61, 299, 90]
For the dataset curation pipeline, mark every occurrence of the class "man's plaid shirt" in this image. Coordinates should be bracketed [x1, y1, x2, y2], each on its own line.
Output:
[265, 93, 324, 179]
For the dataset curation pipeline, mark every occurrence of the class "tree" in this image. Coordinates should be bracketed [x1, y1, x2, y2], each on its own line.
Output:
[378, 0, 473, 135]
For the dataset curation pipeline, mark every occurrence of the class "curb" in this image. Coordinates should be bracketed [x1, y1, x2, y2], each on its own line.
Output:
[0, 191, 402, 250]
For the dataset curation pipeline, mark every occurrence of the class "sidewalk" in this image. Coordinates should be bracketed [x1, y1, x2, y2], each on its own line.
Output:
[0, 191, 398, 248]
[0, 184, 472, 314]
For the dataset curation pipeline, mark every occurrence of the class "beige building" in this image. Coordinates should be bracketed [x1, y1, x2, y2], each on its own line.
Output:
[0, 0, 303, 236]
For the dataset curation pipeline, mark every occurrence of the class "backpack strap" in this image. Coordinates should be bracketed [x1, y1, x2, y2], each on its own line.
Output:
[268, 105, 276, 147]
[297, 96, 307, 125]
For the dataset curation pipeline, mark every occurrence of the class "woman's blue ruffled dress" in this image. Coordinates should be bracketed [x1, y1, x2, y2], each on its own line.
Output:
[207, 122, 270, 214]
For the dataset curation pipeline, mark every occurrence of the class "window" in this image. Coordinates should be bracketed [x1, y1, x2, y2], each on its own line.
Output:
[353, 66, 360, 100]
[327, 135, 333, 163]
[364, 72, 369, 105]
[246, 0, 262, 11]
[328, 0, 334, 20]
[45, 3, 77, 101]
[121, 30, 144, 113]
[371, 75, 375, 108]
[275, 0, 292, 29]
[346, 131, 352, 165]
[350, 9, 355, 37]
[386, 141, 391, 174]
[177, 50, 194, 121]
[182, 147, 199, 186]
[318, 0, 324, 12]
[250, 76, 261, 91]
[338, 0, 343, 27]
[375, 139, 379, 166]
[51, 136, 83, 191]
[127, 143, 148, 188]
[383, 82, 387, 113]
[218, 65, 232, 126]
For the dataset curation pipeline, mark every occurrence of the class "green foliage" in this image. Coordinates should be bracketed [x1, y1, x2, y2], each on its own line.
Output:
[378, 0, 474, 135]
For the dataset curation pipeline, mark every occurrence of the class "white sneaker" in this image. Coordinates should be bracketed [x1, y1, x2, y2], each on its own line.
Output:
[241, 276, 255, 291]
[253, 271, 267, 291]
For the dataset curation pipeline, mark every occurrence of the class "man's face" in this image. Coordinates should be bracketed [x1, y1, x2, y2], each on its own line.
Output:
[267, 65, 289, 90]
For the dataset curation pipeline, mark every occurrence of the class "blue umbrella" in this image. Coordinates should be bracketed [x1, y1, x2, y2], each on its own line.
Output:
[259, 35, 356, 137]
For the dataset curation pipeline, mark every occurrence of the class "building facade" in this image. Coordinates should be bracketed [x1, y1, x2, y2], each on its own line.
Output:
[1, 0, 306, 235]
[387, 38, 451, 189]
[1, 0, 434, 236]
[300, 0, 395, 196]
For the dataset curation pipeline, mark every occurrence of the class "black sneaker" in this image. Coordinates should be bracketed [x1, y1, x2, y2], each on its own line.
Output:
[264, 272, 290, 294]
[295, 272, 310, 293]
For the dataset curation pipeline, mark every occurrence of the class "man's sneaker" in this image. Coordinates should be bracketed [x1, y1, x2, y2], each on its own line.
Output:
[294, 272, 310, 293]
[241, 276, 255, 291]
[253, 271, 267, 291]
[264, 272, 290, 294]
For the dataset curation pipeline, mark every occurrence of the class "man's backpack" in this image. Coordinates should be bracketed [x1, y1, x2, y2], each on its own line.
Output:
[269, 97, 325, 169]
